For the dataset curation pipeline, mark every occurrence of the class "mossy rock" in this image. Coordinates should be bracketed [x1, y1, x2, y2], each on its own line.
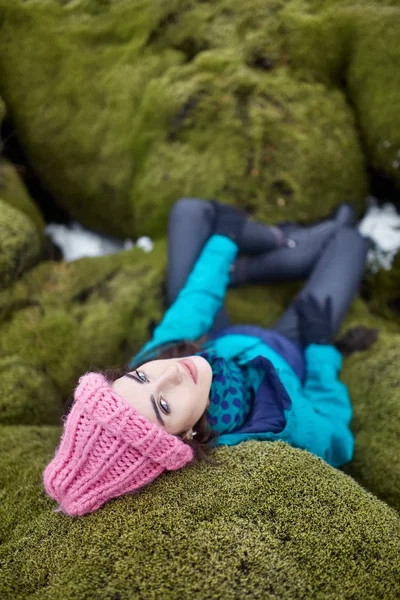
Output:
[364, 251, 400, 325]
[283, 0, 400, 189]
[0, 0, 367, 238]
[0, 159, 45, 235]
[1, 430, 400, 600]
[0, 241, 167, 425]
[342, 331, 400, 513]
[0, 357, 62, 425]
[0, 197, 42, 287]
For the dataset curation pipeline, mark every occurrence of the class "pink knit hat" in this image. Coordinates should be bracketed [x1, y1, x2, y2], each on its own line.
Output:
[43, 372, 194, 516]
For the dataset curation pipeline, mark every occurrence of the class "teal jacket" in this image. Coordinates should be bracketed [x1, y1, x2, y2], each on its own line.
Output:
[131, 235, 354, 468]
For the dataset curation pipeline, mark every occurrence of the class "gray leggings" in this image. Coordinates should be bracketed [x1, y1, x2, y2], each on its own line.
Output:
[167, 198, 369, 343]
[167, 198, 283, 331]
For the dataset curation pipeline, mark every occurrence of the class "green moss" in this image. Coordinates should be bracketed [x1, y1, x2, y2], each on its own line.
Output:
[1, 430, 400, 599]
[341, 294, 400, 334]
[132, 65, 367, 236]
[0, 357, 62, 425]
[364, 252, 400, 325]
[0, 159, 45, 235]
[342, 331, 400, 513]
[0, 241, 166, 422]
[283, 1, 400, 190]
[226, 280, 301, 326]
[0, 198, 42, 287]
[347, 6, 400, 188]
[0, 0, 367, 238]
[0, 425, 63, 546]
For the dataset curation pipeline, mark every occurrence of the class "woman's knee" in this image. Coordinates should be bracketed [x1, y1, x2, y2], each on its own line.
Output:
[170, 198, 214, 223]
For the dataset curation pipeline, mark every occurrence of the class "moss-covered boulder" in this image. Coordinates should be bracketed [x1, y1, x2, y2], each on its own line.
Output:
[343, 331, 400, 513]
[0, 241, 167, 425]
[0, 159, 45, 235]
[0, 158, 45, 285]
[0, 0, 367, 238]
[283, 0, 400, 189]
[0, 198, 42, 287]
[364, 251, 400, 325]
[1, 430, 400, 600]
[0, 357, 62, 426]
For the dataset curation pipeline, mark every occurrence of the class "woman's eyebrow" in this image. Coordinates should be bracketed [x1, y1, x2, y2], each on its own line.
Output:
[125, 373, 165, 426]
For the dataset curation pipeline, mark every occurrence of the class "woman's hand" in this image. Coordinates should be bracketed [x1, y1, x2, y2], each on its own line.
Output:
[210, 200, 247, 242]
[295, 294, 334, 348]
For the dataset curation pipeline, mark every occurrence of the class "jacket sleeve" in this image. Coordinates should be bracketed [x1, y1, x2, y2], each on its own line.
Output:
[301, 343, 354, 468]
[130, 235, 238, 365]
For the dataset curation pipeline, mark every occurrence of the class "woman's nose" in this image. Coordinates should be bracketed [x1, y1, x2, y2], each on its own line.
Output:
[159, 365, 182, 389]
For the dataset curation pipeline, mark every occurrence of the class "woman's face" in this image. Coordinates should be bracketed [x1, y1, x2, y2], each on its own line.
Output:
[111, 356, 212, 436]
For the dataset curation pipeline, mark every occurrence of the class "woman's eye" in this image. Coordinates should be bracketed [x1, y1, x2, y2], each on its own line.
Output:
[135, 370, 148, 383]
[159, 396, 170, 415]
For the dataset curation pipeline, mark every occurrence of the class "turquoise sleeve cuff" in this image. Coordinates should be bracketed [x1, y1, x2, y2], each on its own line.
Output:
[208, 234, 239, 255]
[305, 344, 342, 370]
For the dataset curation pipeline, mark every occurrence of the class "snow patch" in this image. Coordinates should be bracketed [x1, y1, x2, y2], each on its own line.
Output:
[45, 222, 153, 262]
[358, 201, 400, 272]
[45, 202, 400, 273]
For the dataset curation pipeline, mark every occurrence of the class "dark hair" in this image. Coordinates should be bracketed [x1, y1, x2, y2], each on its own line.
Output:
[103, 338, 221, 465]
[335, 326, 378, 356]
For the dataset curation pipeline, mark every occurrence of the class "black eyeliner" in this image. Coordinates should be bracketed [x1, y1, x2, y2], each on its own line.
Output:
[125, 373, 165, 426]
[151, 395, 165, 426]
[126, 373, 142, 384]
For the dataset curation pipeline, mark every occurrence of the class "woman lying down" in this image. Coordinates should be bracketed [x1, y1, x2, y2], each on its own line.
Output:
[43, 198, 372, 516]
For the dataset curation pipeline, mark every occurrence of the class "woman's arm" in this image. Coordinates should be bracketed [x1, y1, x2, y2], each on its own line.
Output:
[131, 235, 238, 365]
[300, 344, 354, 467]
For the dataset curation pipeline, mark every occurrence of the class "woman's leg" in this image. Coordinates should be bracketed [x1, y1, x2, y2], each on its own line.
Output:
[167, 198, 230, 331]
[230, 204, 357, 285]
[167, 198, 288, 332]
[168, 198, 291, 303]
[273, 228, 370, 344]
[167, 199, 361, 336]
[167, 198, 214, 305]
[233, 202, 356, 256]
[237, 219, 284, 253]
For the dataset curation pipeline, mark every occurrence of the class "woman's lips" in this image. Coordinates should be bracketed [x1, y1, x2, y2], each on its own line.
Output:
[179, 359, 198, 384]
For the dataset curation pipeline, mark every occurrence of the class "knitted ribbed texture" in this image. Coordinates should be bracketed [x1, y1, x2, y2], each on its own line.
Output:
[43, 373, 194, 516]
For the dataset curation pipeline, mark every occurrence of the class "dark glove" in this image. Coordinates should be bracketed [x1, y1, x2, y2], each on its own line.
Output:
[294, 294, 334, 348]
[210, 200, 247, 242]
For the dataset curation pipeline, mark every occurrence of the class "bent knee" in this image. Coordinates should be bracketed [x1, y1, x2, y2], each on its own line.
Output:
[170, 197, 213, 222]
